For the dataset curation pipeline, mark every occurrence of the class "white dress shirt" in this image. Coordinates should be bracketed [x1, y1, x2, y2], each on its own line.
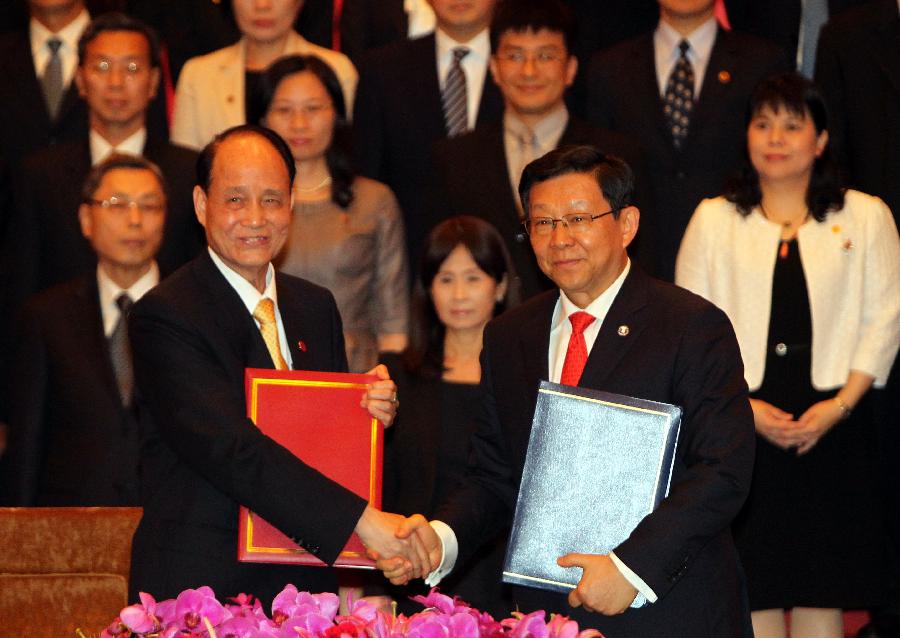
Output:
[653, 16, 717, 100]
[430, 260, 658, 607]
[435, 27, 490, 131]
[90, 127, 147, 165]
[30, 9, 90, 89]
[97, 261, 159, 337]
[208, 248, 293, 369]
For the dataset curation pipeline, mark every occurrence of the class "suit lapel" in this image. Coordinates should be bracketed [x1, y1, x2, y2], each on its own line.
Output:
[579, 267, 650, 389]
[688, 28, 734, 146]
[191, 252, 273, 370]
[10, 34, 53, 129]
[71, 276, 124, 406]
[518, 292, 557, 389]
[868, 3, 900, 96]
[632, 35, 674, 152]
[407, 35, 447, 138]
[276, 274, 317, 371]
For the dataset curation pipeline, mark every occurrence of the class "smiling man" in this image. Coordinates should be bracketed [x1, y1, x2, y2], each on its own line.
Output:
[126, 124, 427, 606]
[2, 154, 166, 506]
[380, 145, 756, 637]
[426, 0, 651, 300]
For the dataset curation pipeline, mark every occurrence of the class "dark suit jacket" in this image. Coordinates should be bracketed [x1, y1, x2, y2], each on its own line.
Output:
[586, 28, 788, 280]
[5, 137, 202, 310]
[340, 0, 407, 66]
[427, 116, 656, 299]
[379, 351, 513, 618]
[0, 31, 88, 172]
[435, 266, 755, 637]
[815, 0, 900, 219]
[724, 0, 868, 59]
[353, 33, 505, 266]
[128, 252, 368, 605]
[1, 275, 140, 506]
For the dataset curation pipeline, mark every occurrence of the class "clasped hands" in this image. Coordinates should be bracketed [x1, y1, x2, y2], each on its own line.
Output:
[355, 507, 442, 583]
[751, 398, 843, 455]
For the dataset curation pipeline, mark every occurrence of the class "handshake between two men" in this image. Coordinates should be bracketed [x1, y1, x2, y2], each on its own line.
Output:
[352, 505, 640, 616]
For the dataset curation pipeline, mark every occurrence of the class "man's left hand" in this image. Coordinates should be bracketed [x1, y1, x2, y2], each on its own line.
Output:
[361, 364, 398, 427]
[557, 553, 637, 615]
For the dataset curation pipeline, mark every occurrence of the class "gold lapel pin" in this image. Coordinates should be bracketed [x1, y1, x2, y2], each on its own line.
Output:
[718, 70, 732, 84]
[617, 325, 630, 336]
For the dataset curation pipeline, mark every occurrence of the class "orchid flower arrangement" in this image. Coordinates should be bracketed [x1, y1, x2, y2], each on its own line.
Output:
[89, 587, 604, 638]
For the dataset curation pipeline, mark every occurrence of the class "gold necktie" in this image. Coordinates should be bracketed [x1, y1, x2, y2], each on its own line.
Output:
[253, 298, 288, 370]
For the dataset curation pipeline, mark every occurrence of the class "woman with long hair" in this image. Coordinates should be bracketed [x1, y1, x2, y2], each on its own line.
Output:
[676, 73, 900, 638]
[381, 215, 519, 617]
[259, 54, 408, 372]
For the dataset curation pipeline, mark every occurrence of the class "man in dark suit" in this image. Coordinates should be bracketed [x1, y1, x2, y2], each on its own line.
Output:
[352, 0, 504, 266]
[0, 0, 90, 174]
[379, 146, 755, 637]
[586, 0, 788, 280]
[127, 125, 426, 605]
[1, 153, 166, 506]
[3, 12, 201, 319]
[428, 0, 653, 300]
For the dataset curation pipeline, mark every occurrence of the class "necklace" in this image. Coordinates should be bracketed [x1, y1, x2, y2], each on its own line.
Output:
[760, 202, 810, 259]
[294, 175, 332, 194]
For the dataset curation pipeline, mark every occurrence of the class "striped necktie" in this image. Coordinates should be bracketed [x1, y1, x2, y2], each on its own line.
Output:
[442, 47, 471, 137]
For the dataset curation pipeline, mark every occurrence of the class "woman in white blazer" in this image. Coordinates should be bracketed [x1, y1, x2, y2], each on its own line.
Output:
[171, 0, 357, 151]
[677, 74, 899, 638]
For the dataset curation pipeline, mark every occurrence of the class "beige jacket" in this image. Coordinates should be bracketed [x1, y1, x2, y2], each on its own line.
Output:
[171, 31, 357, 150]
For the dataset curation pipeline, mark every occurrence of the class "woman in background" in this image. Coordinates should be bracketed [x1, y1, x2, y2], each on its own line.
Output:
[676, 73, 900, 638]
[172, 0, 356, 150]
[381, 216, 518, 617]
[259, 54, 407, 372]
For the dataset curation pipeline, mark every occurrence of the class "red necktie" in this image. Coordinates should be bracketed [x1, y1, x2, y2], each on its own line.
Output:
[560, 311, 596, 386]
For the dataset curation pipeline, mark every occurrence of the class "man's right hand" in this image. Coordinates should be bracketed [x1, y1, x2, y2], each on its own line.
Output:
[367, 513, 442, 585]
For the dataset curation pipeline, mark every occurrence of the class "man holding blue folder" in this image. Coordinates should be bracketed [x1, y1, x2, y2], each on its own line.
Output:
[378, 146, 755, 637]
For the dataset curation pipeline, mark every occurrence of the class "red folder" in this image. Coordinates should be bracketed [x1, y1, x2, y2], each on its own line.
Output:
[237, 368, 383, 568]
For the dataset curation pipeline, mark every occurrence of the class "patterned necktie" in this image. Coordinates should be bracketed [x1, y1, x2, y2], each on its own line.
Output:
[663, 40, 694, 149]
[253, 298, 288, 370]
[109, 293, 134, 407]
[560, 311, 596, 387]
[442, 47, 470, 137]
[42, 37, 64, 120]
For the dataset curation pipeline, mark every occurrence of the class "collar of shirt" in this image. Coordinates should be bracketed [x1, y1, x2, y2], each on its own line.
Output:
[548, 259, 631, 382]
[207, 247, 293, 369]
[30, 8, 90, 88]
[405, 0, 436, 38]
[436, 27, 490, 131]
[90, 127, 148, 165]
[653, 16, 717, 99]
[503, 105, 569, 212]
[97, 260, 159, 336]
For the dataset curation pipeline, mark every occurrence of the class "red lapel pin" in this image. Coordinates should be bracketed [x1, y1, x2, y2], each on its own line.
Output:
[298, 340, 307, 352]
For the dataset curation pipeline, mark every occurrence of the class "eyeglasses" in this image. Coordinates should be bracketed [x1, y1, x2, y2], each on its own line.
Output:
[497, 49, 565, 66]
[85, 59, 148, 77]
[522, 209, 619, 236]
[88, 196, 165, 215]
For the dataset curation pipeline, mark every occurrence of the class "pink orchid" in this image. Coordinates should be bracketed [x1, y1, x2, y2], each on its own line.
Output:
[120, 592, 162, 633]
[545, 614, 601, 638]
[175, 586, 226, 632]
[410, 589, 470, 615]
[503, 610, 549, 638]
[272, 585, 340, 625]
[99, 617, 131, 637]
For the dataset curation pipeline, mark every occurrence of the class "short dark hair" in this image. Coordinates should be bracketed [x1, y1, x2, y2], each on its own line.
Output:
[404, 216, 519, 378]
[490, 0, 575, 53]
[81, 153, 166, 203]
[518, 145, 634, 217]
[257, 54, 356, 209]
[196, 124, 297, 192]
[724, 73, 844, 221]
[77, 12, 161, 69]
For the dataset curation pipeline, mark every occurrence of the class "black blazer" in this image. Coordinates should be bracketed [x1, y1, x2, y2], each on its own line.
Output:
[435, 267, 756, 637]
[427, 116, 656, 299]
[0, 31, 87, 171]
[339, 0, 407, 66]
[127, 252, 368, 605]
[586, 28, 788, 280]
[815, 0, 900, 219]
[1, 275, 140, 506]
[352, 33, 505, 266]
[4, 137, 202, 311]
[380, 351, 513, 619]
